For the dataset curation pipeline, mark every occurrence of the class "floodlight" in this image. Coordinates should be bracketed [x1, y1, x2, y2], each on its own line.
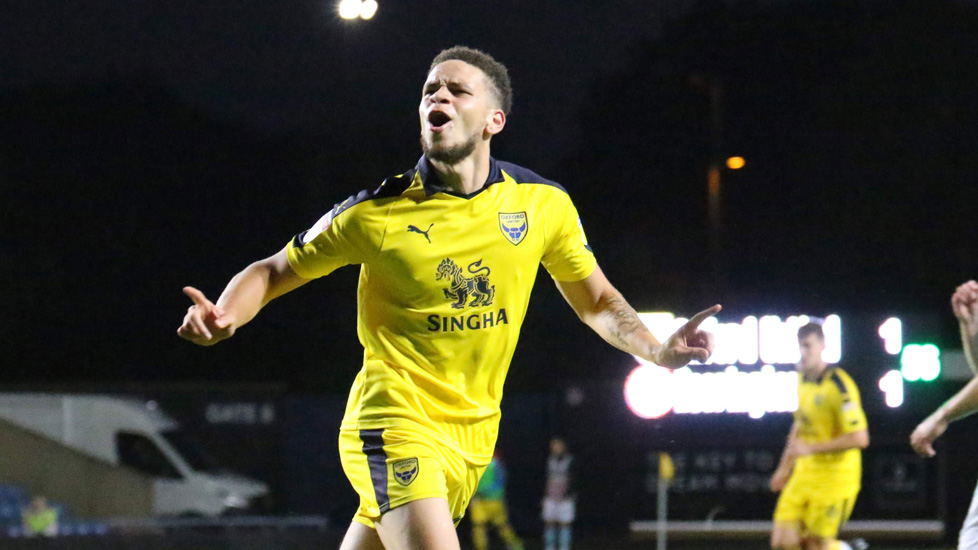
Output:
[360, 0, 378, 19]
[338, 0, 361, 19]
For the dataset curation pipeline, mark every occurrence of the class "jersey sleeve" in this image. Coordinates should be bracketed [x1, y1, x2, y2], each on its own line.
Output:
[829, 369, 868, 434]
[286, 198, 376, 279]
[541, 191, 597, 282]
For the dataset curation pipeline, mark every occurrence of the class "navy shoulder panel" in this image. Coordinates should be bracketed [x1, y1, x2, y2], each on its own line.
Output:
[497, 161, 568, 194]
[292, 169, 415, 247]
[332, 169, 415, 216]
[828, 369, 850, 398]
[352, 169, 416, 206]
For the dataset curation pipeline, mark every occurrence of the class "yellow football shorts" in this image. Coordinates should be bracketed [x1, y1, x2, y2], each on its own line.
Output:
[774, 479, 859, 539]
[469, 498, 510, 525]
[339, 427, 485, 528]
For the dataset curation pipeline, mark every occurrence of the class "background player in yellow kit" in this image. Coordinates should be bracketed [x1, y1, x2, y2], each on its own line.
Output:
[769, 323, 869, 550]
[469, 454, 523, 550]
[177, 46, 720, 550]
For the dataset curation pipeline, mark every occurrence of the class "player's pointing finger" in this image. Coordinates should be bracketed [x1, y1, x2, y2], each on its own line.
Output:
[183, 286, 213, 309]
[685, 304, 722, 331]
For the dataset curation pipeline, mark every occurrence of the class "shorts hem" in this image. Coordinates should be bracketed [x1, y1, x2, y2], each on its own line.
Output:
[386, 492, 449, 512]
[353, 494, 450, 528]
[352, 514, 375, 529]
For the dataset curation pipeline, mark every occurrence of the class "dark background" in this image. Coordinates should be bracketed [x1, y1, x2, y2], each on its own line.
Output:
[3, 0, 977, 387]
[3, 0, 978, 543]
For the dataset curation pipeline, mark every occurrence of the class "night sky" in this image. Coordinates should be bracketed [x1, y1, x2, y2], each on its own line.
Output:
[3, 0, 978, 388]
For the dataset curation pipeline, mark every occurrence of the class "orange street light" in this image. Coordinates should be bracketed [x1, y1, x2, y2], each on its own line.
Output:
[726, 156, 746, 170]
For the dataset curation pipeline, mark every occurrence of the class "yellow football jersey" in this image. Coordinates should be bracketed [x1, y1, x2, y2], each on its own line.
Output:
[792, 367, 868, 491]
[287, 156, 596, 465]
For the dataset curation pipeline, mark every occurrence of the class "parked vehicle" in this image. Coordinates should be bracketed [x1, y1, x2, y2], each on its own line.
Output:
[0, 393, 268, 516]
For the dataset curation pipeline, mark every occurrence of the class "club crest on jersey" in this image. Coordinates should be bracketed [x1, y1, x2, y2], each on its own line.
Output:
[436, 258, 496, 309]
[392, 458, 419, 486]
[498, 212, 528, 245]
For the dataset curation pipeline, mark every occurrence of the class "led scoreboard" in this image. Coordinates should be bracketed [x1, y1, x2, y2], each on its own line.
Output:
[623, 313, 941, 419]
[545, 312, 952, 526]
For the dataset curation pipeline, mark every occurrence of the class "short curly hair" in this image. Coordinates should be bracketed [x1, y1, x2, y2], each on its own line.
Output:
[430, 46, 513, 115]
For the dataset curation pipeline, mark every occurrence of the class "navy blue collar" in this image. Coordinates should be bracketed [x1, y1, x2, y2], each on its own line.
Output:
[802, 365, 832, 384]
[416, 155, 505, 198]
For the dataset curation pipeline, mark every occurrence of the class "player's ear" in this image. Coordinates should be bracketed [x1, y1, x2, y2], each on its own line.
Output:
[485, 108, 506, 137]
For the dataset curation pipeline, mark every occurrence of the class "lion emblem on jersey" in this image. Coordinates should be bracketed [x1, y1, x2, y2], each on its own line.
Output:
[436, 258, 496, 309]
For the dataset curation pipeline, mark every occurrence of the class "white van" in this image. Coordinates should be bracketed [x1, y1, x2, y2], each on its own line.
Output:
[0, 393, 268, 516]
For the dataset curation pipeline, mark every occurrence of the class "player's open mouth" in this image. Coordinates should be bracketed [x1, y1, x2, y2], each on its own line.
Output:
[428, 111, 452, 131]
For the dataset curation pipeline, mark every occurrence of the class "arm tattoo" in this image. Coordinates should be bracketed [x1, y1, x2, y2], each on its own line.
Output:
[603, 294, 650, 350]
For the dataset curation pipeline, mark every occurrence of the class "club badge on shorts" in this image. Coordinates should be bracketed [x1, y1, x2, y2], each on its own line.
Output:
[499, 212, 528, 245]
[392, 458, 419, 486]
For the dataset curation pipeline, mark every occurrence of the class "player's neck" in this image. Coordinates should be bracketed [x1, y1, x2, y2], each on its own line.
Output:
[428, 148, 492, 195]
[802, 361, 829, 381]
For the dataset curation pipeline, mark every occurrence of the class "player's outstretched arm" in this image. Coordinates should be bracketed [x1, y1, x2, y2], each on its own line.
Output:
[952, 280, 978, 374]
[554, 265, 720, 368]
[910, 281, 978, 456]
[177, 247, 310, 346]
[911, 374, 978, 457]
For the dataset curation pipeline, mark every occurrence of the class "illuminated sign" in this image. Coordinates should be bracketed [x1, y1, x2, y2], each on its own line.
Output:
[625, 312, 840, 419]
[878, 317, 903, 355]
[637, 313, 842, 366]
[878, 370, 904, 408]
[624, 364, 797, 419]
[625, 313, 936, 419]
[901, 344, 941, 382]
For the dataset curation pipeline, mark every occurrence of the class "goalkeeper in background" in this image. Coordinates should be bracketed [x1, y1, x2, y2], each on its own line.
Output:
[470, 454, 523, 550]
